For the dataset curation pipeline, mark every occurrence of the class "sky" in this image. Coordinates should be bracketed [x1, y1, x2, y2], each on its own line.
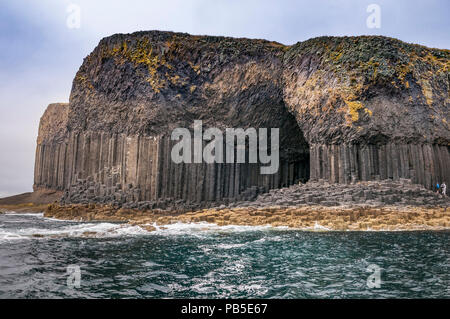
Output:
[0, 0, 449, 197]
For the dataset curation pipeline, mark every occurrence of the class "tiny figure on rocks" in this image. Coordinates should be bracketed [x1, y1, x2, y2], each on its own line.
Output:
[441, 182, 446, 196]
[436, 183, 440, 193]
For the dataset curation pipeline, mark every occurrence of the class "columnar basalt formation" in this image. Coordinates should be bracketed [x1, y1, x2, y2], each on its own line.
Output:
[34, 103, 69, 191]
[34, 31, 310, 208]
[283, 36, 450, 188]
[33, 31, 449, 208]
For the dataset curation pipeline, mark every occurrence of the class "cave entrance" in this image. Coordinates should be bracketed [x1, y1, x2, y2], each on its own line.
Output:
[273, 109, 310, 189]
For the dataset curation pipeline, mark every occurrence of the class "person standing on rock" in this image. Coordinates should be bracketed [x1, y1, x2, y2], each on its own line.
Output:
[436, 183, 440, 193]
[441, 182, 447, 196]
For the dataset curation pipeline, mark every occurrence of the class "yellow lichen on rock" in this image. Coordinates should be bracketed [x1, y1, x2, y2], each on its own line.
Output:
[345, 100, 364, 122]
[419, 78, 434, 106]
[74, 73, 94, 91]
[43, 203, 450, 232]
[106, 38, 175, 93]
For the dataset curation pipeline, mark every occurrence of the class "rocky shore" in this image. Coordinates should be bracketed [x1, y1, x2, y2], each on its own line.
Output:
[0, 189, 63, 213]
[43, 180, 450, 231]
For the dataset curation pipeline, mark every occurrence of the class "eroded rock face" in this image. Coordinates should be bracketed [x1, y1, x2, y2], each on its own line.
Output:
[34, 31, 310, 206]
[283, 36, 449, 144]
[69, 31, 299, 139]
[33, 31, 449, 207]
[36, 103, 69, 144]
[34, 103, 69, 191]
[283, 36, 450, 187]
[70, 30, 309, 160]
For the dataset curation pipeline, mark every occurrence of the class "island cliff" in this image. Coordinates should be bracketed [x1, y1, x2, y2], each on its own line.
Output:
[33, 31, 449, 211]
[284, 36, 449, 187]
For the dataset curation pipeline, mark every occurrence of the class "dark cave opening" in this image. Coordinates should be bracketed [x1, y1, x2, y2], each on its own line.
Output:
[277, 109, 310, 188]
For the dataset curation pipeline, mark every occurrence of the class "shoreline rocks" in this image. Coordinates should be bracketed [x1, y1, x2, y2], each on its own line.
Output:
[44, 180, 450, 231]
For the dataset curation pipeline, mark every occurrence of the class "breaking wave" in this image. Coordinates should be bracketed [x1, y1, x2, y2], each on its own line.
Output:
[0, 213, 147, 242]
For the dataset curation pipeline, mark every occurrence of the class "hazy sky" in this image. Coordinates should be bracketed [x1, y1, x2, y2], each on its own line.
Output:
[0, 0, 449, 197]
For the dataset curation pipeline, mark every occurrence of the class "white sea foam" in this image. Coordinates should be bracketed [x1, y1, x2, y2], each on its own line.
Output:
[216, 243, 246, 249]
[292, 221, 332, 232]
[0, 213, 297, 243]
[41, 216, 82, 223]
[148, 221, 278, 237]
[3, 212, 79, 223]
[313, 221, 332, 231]
[5, 214, 419, 244]
[3, 212, 44, 217]
[143, 221, 335, 237]
[0, 221, 148, 242]
[0, 230, 28, 241]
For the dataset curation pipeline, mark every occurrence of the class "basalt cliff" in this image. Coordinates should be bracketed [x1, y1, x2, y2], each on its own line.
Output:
[33, 31, 450, 211]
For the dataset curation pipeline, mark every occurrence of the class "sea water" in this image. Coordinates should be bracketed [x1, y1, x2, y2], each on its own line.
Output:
[0, 212, 448, 298]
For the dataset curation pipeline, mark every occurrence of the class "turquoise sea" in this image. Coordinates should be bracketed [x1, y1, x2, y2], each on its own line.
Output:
[0, 212, 448, 298]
